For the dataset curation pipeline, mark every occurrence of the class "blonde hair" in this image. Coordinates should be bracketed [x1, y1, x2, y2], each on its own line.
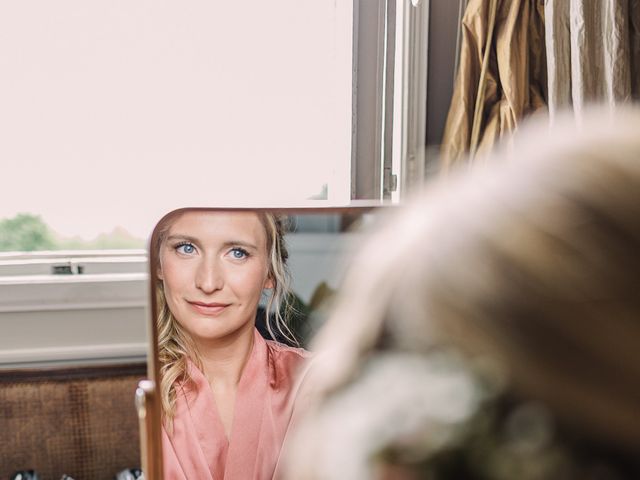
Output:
[153, 209, 294, 425]
[286, 109, 640, 478]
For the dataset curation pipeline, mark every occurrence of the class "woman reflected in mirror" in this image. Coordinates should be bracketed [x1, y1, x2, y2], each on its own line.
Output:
[153, 210, 310, 480]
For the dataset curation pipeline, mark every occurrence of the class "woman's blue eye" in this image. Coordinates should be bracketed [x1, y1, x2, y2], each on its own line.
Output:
[176, 243, 196, 255]
[230, 248, 248, 259]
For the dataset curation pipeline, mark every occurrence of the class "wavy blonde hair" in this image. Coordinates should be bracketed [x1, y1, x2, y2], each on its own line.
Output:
[153, 210, 294, 426]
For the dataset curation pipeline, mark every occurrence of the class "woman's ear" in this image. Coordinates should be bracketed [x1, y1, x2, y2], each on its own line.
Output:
[264, 276, 274, 290]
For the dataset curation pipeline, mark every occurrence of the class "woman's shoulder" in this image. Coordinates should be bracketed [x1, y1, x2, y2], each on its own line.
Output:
[264, 338, 313, 387]
[265, 338, 313, 361]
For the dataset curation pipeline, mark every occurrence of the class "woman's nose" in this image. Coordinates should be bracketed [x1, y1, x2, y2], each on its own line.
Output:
[195, 259, 224, 293]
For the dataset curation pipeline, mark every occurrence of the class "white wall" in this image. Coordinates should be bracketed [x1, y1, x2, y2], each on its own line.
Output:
[0, 1, 354, 241]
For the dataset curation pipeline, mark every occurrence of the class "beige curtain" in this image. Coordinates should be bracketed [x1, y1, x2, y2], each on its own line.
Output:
[440, 0, 547, 169]
[546, 0, 640, 122]
[441, 0, 640, 168]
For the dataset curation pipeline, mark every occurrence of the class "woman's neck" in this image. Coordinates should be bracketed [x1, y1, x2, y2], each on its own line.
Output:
[195, 322, 256, 390]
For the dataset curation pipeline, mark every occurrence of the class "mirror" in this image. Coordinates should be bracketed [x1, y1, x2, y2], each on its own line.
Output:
[141, 206, 381, 479]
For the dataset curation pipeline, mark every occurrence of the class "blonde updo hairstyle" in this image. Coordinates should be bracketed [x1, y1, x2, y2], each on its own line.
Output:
[285, 109, 640, 479]
[152, 209, 293, 425]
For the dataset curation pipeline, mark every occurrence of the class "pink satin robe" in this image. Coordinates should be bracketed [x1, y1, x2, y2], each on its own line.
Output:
[162, 329, 311, 480]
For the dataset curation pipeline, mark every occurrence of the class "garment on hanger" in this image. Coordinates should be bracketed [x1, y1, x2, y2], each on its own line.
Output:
[441, 0, 547, 169]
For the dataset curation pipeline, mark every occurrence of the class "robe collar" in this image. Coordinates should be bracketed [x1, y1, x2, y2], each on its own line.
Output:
[178, 328, 271, 479]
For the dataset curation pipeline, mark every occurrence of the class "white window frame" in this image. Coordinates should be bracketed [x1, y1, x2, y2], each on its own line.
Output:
[352, 0, 430, 201]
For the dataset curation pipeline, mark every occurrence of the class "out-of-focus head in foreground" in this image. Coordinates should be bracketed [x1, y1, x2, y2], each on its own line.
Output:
[285, 109, 640, 479]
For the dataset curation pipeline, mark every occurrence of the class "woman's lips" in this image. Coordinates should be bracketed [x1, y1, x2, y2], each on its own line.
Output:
[188, 301, 230, 316]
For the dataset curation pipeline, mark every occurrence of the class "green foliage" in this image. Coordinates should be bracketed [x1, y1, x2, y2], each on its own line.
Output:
[0, 213, 56, 251]
[0, 213, 144, 252]
[56, 227, 144, 250]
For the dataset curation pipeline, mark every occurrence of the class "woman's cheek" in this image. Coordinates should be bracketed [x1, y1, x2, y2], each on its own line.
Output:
[163, 262, 190, 294]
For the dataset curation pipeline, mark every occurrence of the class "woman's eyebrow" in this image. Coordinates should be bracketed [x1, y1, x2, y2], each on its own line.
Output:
[221, 240, 259, 250]
[166, 234, 200, 244]
[166, 235, 259, 250]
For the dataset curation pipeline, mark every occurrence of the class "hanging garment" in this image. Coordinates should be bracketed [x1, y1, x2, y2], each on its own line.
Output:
[162, 329, 312, 480]
[441, 0, 547, 169]
[545, 0, 640, 122]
